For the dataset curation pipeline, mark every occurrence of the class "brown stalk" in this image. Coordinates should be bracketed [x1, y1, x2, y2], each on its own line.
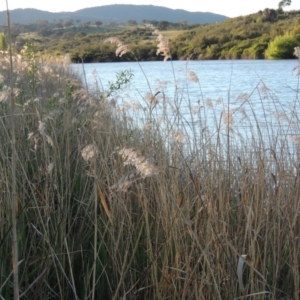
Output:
[97, 185, 113, 226]
[6, 1, 19, 299]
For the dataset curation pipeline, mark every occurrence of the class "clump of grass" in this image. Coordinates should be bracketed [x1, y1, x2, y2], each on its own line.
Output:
[0, 26, 300, 300]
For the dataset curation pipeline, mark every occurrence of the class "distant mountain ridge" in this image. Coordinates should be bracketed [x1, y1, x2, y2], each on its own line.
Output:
[0, 4, 228, 25]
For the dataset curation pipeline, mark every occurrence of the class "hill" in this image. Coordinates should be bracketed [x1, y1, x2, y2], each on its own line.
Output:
[0, 5, 228, 25]
[72, 5, 228, 24]
[170, 8, 300, 59]
[1, 6, 299, 61]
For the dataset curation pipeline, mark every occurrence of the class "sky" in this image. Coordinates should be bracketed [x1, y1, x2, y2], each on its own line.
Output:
[1, 0, 299, 18]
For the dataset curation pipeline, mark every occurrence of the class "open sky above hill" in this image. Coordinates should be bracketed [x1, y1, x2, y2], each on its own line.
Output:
[1, 0, 299, 18]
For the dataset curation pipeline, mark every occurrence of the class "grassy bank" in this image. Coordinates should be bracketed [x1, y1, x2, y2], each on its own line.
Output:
[0, 42, 300, 300]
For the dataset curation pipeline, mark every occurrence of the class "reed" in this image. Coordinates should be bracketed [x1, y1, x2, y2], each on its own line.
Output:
[0, 23, 299, 300]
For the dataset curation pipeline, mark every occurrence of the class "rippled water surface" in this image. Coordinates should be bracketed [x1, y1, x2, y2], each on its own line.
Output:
[73, 59, 299, 99]
[72, 60, 300, 152]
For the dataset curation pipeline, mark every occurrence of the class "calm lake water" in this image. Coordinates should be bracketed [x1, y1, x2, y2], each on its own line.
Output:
[72, 60, 300, 153]
[73, 59, 300, 100]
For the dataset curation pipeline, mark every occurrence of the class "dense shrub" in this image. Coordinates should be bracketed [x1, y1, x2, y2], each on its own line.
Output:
[265, 33, 300, 59]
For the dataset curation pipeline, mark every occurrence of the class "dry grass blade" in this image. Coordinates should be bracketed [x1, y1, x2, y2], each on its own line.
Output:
[237, 254, 250, 294]
[97, 186, 113, 225]
[234, 291, 271, 300]
[19, 269, 47, 298]
[177, 191, 184, 207]
[0, 260, 23, 296]
[237, 254, 270, 299]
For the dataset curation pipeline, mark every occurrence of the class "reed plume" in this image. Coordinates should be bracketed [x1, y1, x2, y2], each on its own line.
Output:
[104, 37, 130, 57]
[294, 46, 300, 59]
[144, 23, 171, 61]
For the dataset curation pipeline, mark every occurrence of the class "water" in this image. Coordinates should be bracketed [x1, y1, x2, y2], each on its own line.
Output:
[73, 59, 300, 99]
[72, 60, 300, 154]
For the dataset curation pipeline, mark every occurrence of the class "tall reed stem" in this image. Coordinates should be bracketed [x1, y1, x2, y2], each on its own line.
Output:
[92, 159, 98, 300]
[6, 1, 19, 299]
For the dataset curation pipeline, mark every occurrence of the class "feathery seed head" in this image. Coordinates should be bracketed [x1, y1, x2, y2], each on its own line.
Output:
[45, 135, 54, 147]
[146, 92, 159, 108]
[187, 70, 199, 83]
[118, 147, 159, 178]
[115, 45, 130, 57]
[27, 132, 35, 140]
[154, 33, 171, 61]
[222, 110, 234, 128]
[205, 98, 214, 108]
[72, 88, 90, 106]
[110, 147, 159, 192]
[143, 122, 152, 132]
[0, 85, 9, 102]
[47, 162, 54, 175]
[146, 24, 171, 61]
[38, 121, 46, 136]
[294, 46, 300, 59]
[110, 171, 137, 191]
[104, 37, 130, 57]
[81, 144, 99, 162]
[172, 130, 185, 143]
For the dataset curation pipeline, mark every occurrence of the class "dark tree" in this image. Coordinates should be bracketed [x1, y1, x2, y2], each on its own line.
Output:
[278, 0, 292, 8]
[83, 21, 91, 28]
[94, 21, 103, 27]
[262, 8, 277, 22]
[56, 22, 63, 29]
[179, 20, 188, 29]
[157, 21, 170, 30]
[127, 20, 137, 26]
[64, 19, 74, 28]
[37, 20, 52, 36]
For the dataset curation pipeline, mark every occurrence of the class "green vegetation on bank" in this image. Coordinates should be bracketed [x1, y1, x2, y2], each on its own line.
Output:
[0, 8, 300, 61]
[171, 8, 300, 59]
[0, 20, 197, 62]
